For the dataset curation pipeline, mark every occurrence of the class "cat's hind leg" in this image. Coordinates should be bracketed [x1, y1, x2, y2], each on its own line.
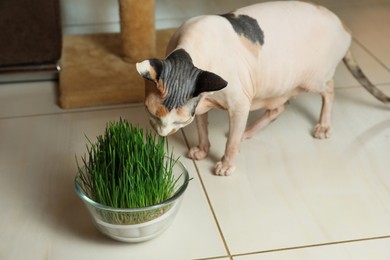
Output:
[188, 113, 210, 160]
[312, 80, 334, 139]
[242, 104, 286, 140]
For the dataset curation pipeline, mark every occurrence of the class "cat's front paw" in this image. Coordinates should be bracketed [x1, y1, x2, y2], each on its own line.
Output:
[188, 146, 208, 160]
[215, 160, 236, 176]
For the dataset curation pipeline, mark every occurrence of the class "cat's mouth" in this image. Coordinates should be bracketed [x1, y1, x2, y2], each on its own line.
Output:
[152, 123, 177, 136]
[167, 128, 178, 136]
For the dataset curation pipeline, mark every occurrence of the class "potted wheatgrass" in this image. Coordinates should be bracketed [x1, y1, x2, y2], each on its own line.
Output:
[74, 118, 190, 242]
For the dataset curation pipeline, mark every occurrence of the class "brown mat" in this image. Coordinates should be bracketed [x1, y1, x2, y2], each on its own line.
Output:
[59, 29, 175, 109]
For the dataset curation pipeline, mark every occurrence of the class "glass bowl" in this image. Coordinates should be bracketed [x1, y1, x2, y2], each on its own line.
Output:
[74, 159, 189, 243]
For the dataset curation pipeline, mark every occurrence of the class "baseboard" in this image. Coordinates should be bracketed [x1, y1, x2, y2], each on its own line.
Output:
[0, 63, 61, 83]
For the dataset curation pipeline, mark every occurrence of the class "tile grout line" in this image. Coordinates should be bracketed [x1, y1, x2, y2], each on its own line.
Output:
[0, 103, 143, 121]
[180, 129, 233, 260]
[192, 256, 231, 260]
[352, 37, 390, 74]
[335, 82, 390, 89]
[231, 235, 390, 258]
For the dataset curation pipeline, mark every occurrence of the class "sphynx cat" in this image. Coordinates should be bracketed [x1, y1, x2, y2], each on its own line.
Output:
[136, 1, 390, 176]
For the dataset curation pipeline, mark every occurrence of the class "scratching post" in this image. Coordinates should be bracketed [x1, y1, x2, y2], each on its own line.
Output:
[119, 0, 156, 62]
[59, 0, 171, 109]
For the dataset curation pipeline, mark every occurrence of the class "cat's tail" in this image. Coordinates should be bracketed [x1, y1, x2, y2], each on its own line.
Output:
[343, 50, 390, 103]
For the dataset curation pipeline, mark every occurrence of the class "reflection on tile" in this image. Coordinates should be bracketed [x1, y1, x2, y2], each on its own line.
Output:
[183, 85, 390, 255]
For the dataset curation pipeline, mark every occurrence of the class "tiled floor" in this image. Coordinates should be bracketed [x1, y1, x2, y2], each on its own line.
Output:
[1, 1, 390, 259]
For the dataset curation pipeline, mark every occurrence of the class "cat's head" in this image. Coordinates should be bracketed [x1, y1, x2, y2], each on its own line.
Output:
[136, 49, 227, 136]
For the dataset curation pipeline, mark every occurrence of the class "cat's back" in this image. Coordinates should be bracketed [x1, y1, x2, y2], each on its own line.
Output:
[168, 1, 349, 57]
[166, 14, 230, 54]
[166, 1, 351, 93]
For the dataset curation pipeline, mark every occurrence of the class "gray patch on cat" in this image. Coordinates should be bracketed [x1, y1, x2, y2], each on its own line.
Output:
[220, 13, 264, 45]
[161, 49, 202, 111]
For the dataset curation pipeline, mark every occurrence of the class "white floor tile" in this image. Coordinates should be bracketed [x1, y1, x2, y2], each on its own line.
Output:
[0, 81, 142, 119]
[0, 81, 62, 118]
[2, 1, 390, 259]
[233, 238, 390, 260]
[182, 85, 390, 255]
[0, 107, 227, 260]
[334, 41, 390, 88]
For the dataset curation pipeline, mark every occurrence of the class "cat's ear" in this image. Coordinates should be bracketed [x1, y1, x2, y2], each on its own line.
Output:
[194, 71, 228, 96]
[136, 59, 163, 82]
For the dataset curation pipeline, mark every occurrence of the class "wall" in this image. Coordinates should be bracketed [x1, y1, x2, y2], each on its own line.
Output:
[60, 0, 262, 35]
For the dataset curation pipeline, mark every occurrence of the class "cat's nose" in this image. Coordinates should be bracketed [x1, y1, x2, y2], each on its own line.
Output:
[157, 128, 176, 136]
[153, 125, 168, 136]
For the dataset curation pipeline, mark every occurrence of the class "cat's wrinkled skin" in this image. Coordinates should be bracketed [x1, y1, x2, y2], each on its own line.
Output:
[136, 49, 227, 136]
[136, 1, 390, 176]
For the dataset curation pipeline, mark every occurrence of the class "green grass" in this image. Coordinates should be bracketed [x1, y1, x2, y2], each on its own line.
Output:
[76, 118, 183, 213]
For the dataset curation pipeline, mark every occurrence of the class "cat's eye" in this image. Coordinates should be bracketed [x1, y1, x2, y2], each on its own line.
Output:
[149, 117, 164, 129]
[150, 115, 161, 124]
